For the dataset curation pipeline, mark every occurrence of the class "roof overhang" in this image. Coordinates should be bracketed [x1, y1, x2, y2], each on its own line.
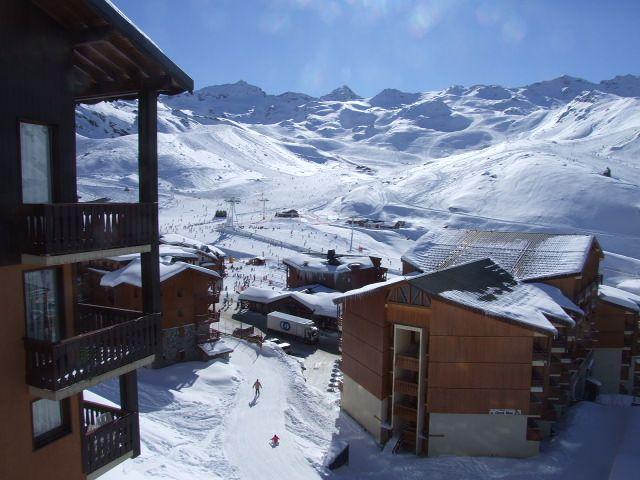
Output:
[32, 0, 193, 103]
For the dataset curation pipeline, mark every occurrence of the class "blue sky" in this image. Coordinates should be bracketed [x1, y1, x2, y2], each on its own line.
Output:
[113, 0, 640, 97]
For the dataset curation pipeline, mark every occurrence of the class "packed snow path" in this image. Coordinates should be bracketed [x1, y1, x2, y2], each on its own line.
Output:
[223, 341, 324, 480]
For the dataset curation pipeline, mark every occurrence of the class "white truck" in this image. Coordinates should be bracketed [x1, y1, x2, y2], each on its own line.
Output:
[267, 311, 319, 344]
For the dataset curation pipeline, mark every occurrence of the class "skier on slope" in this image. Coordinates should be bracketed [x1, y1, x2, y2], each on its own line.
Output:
[253, 379, 262, 397]
[270, 434, 280, 446]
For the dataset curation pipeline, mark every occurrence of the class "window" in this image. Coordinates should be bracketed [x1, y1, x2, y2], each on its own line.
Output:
[20, 122, 52, 204]
[24, 269, 62, 342]
[177, 288, 183, 298]
[32, 398, 70, 449]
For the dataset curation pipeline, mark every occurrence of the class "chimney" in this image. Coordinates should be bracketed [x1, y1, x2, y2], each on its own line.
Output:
[328, 249, 336, 261]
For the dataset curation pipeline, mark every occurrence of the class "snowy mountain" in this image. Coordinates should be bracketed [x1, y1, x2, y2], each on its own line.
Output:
[75, 75, 640, 260]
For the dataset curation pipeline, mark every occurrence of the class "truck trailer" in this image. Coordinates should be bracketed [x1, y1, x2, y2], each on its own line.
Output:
[267, 311, 319, 344]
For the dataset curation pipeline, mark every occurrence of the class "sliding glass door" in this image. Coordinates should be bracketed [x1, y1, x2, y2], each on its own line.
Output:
[20, 122, 52, 204]
[24, 269, 62, 342]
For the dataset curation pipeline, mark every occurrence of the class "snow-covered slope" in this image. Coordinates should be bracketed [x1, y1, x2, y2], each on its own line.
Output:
[76, 75, 640, 260]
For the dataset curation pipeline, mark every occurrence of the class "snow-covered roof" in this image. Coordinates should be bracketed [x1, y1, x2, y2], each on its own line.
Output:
[402, 229, 597, 281]
[108, 244, 200, 264]
[332, 275, 408, 303]
[290, 291, 341, 318]
[238, 285, 340, 318]
[161, 233, 226, 258]
[238, 287, 291, 304]
[100, 259, 219, 288]
[599, 285, 640, 312]
[408, 259, 574, 333]
[283, 253, 375, 275]
[531, 282, 584, 316]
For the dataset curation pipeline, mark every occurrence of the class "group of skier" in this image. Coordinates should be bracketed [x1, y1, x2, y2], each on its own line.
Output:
[252, 379, 280, 447]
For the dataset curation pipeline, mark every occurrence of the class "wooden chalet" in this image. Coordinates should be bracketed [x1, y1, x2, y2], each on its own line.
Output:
[336, 229, 602, 457]
[0, 1, 192, 478]
[238, 285, 340, 329]
[592, 285, 640, 395]
[284, 249, 387, 292]
[89, 259, 222, 366]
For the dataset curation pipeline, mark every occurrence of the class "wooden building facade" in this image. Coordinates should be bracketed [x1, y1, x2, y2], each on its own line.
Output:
[592, 285, 640, 395]
[338, 231, 602, 458]
[0, 1, 192, 478]
[284, 250, 387, 292]
[88, 261, 222, 366]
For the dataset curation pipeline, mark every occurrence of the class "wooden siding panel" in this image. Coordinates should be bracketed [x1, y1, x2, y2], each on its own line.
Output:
[429, 363, 532, 389]
[387, 303, 430, 328]
[342, 332, 391, 375]
[428, 388, 531, 414]
[341, 310, 391, 351]
[430, 300, 534, 337]
[430, 336, 534, 363]
[342, 352, 390, 400]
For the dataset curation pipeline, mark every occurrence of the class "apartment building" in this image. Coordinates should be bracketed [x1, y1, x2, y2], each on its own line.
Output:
[336, 229, 602, 457]
[592, 285, 640, 395]
[284, 249, 387, 292]
[89, 258, 222, 366]
[0, 1, 192, 478]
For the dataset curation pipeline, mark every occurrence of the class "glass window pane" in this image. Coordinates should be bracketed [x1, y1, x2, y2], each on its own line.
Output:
[32, 399, 63, 438]
[20, 122, 52, 204]
[24, 269, 61, 342]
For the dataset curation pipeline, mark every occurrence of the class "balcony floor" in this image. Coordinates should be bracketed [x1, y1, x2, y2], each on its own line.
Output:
[30, 354, 155, 401]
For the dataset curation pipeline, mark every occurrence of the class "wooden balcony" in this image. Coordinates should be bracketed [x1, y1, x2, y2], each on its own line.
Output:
[18, 202, 156, 264]
[395, 354, 420, 372]
[393, 403, 418, 422]
[394, 379, 419, 397]
[82, 401, 138, 476]
[25, 306, 159, 400]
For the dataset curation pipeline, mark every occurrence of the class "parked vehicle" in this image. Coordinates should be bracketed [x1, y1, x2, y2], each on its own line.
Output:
[267, 311, 319, 344]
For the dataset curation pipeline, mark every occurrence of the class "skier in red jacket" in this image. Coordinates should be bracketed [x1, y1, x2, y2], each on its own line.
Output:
[270, 434, 280, 446]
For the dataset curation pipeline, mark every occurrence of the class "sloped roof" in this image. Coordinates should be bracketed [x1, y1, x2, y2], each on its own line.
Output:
[161, 234, 225, 259]
[402, 229, 597, 281]
[32, 0, 193, 102]
[238, 287, 290, 304]
[100, 259, 219, 288]
[238, 285, 341, 318]
[407, 259, 575, 334]
[283, 253, 374, 274]
[599, 285, 640, 312]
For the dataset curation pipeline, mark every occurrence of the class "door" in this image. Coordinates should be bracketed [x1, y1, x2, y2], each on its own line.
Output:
[24, 268, 62, 342]
[20, 122, 52, 204]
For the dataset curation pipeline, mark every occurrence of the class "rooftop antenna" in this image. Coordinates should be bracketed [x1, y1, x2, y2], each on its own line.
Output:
[259, 193, 269, 220]
[225, 197, 241, 228]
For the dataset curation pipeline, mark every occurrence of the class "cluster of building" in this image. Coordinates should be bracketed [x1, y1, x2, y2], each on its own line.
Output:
[334, 229, 640, 458]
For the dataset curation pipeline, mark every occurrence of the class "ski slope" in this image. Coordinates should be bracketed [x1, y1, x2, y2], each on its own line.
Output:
[87, 338, 640, 480]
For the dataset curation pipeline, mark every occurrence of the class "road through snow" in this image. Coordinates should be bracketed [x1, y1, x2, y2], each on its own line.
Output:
[223, 340, 323, 480]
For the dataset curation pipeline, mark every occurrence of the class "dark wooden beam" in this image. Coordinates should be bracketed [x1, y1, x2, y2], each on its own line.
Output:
[73, 25, 114, 46]
[138, 90, 162, 368]
[138, 89, 163, 362]
[119, 371, 141, 457]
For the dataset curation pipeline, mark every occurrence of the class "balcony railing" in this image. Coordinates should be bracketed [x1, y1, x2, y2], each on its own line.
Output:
[394, 379, 419, 397]
[82, 401, 138, 475]
[25, 308, 159, 392]
[18, 202, 156, 257]
[395, 354, 420, 372]
[393, 403, 418, 422]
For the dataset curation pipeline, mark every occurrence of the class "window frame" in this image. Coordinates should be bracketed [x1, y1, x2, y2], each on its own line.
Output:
[30, 397, 72, 450]
[18, 119, 56, 205]
[22, 266, 66, 341]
